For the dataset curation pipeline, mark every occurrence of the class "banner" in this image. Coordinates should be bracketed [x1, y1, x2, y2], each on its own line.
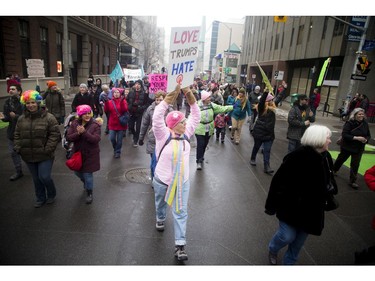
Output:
[167, 26, 200, 92]
[317, 57, 331, 87]
[256, 61, 273, 95]
[109, 61, 123, 83]
[149, 73, 168, 93]
[123, 68, 143, 82]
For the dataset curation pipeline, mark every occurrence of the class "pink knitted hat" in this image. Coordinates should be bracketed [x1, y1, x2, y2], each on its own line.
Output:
[200, 90, 211, 101]
[76, 105, 92, 116]
[166, 111, 185, 129]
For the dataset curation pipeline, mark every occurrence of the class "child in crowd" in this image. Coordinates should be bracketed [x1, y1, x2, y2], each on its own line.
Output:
[214, 112, 229, 143]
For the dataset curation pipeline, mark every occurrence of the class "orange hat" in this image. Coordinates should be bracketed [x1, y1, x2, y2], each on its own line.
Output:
[47, 81, 57, 88]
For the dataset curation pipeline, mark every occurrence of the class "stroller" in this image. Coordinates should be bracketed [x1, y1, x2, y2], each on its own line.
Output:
[62, 112, 77, 159]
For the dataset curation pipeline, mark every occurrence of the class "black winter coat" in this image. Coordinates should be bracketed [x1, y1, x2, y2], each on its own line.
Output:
[340, 119, 371, 154]
[265, 146, 336, 236]
[2, 95, 23, 140]
[252, 91, 275, 141]
[66, 118, 101, 173]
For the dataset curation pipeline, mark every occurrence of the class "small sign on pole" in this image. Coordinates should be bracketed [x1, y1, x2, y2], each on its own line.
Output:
[26, 59, 45, 78]
[274, 70, 284, 80]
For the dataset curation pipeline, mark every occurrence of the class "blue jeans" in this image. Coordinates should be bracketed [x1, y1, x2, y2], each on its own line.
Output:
[153, 176, 190, 246]
[288, 139, 301, 154]
[26, 159, 56, 202]
[109, 130, 124, 154]
[150, 153, 156, 180]
[74, 172, 94, 190]
[8, 139, 22, 173]
[269, 220, 309, 265]
[251, 139, 273, 166]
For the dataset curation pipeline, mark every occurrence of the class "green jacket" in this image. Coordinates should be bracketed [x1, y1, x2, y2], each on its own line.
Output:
[194, 100, 233, 136]
[14, 107, 61, 162]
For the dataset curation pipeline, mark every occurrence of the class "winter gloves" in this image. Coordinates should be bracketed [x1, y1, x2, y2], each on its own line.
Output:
[182, 87, 197, 105]
[164, 84, 181, 105]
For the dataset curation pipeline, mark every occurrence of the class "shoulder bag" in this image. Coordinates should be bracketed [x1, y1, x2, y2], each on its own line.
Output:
[112, 99, 129, 126]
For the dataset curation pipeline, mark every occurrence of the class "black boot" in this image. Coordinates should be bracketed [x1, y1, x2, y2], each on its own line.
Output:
[264, 163, 274, 175]
[86, 190, 93, 204]
[9, 171, 23, 181]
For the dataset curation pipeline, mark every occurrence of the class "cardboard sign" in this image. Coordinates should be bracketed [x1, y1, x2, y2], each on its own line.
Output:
[26, 59, 45, 78]
[149, 74, 168, 93]
[123, 68, 143, 82]
[167, 26, 200, 92]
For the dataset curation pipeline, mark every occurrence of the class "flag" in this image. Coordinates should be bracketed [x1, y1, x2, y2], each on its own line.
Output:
[317, 57, 331, 87]
[256, 61, 274, 95]
[109, 61, 123, 83]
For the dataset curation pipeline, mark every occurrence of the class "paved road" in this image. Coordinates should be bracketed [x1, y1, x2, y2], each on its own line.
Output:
[0, 100, 374, 270]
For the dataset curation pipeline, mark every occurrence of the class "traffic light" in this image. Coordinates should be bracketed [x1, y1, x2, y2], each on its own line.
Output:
[356, 56, 372, 74]
[274, 16, 287, 23]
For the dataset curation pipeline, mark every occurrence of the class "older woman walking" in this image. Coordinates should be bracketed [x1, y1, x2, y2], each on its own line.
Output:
[265, 125, 336, 265]
[333, 107, 371, 189]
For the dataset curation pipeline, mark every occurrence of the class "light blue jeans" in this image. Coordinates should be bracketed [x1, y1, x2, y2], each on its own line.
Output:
[74, 172, 94, 191]
[153, 176, 190, 246]
[269, 220, 309, 265]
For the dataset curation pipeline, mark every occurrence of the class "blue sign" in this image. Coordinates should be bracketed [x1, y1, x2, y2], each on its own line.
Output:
[363, 40, 375, 51]
[347, 16, 367, 42]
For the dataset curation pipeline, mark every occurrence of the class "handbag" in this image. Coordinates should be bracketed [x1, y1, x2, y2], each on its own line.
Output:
[112, 99, 129, 126]
[65, 150, 82, 171]
[336, 122, 364, 146]
[324, 157, 339, 211]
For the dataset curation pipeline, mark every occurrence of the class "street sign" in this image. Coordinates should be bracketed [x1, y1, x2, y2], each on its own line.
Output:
[351, 74, 367, 81]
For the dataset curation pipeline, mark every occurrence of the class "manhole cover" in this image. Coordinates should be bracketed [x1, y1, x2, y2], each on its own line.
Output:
[125, 168, 152, 184]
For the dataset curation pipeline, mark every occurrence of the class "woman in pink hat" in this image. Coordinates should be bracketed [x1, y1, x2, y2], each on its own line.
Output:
[66, 104, 101, 204]
[152, 85, 200, 261]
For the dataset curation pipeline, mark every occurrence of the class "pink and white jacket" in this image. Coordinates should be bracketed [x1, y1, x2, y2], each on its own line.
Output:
[153, 100, 200, 185]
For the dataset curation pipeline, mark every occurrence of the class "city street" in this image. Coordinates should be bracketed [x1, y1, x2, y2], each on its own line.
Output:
[0, 100, 374, 270]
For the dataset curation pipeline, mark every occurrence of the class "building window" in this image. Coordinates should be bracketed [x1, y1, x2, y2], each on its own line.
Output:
[322, 17, 328, 39]
[290, 28, 294, 47]
[96, 44, 99, 73]
[19, 20, 30, 77]
[56, 32, 63, 75]
[0, 24, 4, 78]
[40, 27, 50, 76]
[270, 36, 273, 52]
[281, 32, 284, 49]
[333, 16, 348, 37]
[89, 42, 92, 73]
[297, 25, 304, 45]
[275, 34, 279, 50]
[307, 21, 313, 43]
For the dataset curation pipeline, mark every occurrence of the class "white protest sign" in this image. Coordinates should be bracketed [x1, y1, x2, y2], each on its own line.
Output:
[26, 59, 45, 78]
[167, 26, 200, 92]
[123, 68, 143, 82]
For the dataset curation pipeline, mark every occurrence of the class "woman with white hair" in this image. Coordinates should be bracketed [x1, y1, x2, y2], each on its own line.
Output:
[265, 125, 337, 265]
[333, 107, 371, 189]
[71, 83, 95, 113]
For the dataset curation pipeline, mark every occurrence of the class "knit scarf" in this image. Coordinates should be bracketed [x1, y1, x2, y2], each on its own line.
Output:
[164, 136, 185, 213]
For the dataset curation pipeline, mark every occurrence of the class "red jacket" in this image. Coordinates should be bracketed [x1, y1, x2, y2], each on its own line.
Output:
[364, 165, 375, 192]
[104, 97, 129, 130]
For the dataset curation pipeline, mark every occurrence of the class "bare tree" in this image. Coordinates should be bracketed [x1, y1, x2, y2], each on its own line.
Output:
[132, 17, 161, 73]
